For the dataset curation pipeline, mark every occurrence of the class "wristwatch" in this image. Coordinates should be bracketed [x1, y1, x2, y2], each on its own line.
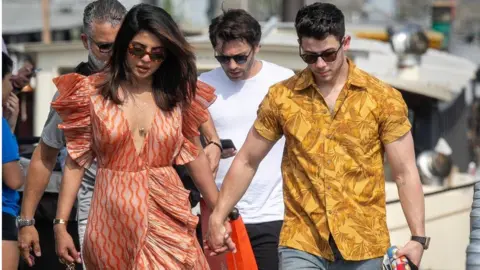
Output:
[16, 217, 35, 229]
[53, 218, 68, 225]
[411, 236, 430, 250]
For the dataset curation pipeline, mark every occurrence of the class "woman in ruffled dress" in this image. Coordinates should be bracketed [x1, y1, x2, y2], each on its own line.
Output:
[52, 4, 231, 269]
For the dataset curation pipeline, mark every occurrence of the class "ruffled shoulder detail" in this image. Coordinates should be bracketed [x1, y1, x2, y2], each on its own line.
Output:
[181, 80, 216, 138]
[50, 73, 100, 167]
[174, 138, 199, 165]
[174, 81, 216, 165]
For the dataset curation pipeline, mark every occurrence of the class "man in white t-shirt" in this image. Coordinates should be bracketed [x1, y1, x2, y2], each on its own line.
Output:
[199, 9, 294, 270]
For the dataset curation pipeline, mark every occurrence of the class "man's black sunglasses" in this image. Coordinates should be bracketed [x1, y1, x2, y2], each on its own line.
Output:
[214, 49, 252, 64]
[88, 36, 113, 54]
[299, 38, 345, 64]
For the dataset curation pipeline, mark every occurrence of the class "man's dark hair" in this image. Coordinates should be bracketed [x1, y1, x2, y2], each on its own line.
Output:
[209, 9, 261, 48]
[2, 52, 13, 79]
[295, 2, 345, 41]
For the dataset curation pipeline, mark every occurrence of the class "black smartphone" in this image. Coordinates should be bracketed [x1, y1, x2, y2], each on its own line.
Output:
[220, 139, 236, 150]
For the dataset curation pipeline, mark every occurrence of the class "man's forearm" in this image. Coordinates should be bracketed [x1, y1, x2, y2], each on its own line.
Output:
[20, 143, 59, 219]
[211, 157, 257, 222]
[396, 172, 425, 236]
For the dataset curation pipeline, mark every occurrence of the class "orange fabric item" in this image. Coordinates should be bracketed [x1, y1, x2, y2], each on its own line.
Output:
[51, 73, 216, 269]
[200, 200, 257, 270]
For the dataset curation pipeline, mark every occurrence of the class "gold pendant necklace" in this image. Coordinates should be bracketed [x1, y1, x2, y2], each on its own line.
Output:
[131, 93, 152, 137]
[139, 127, 146, 137]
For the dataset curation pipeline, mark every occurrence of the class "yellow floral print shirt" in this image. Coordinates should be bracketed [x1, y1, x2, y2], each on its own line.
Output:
[253, 60, 411, 261]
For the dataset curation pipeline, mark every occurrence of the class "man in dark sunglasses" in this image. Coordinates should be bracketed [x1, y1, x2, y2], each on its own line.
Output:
[208, 2, 426, 270]
[79, 9, 120, 71]
[208, 9, 264, 81]
[200, 8, 294, 270]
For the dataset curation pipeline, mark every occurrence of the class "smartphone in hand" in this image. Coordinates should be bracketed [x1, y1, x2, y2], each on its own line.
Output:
[220, 139, 236, 150]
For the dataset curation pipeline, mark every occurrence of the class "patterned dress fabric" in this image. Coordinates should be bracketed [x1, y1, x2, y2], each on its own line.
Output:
[253, 60, 412, 261]
[51, 73, 216, 269]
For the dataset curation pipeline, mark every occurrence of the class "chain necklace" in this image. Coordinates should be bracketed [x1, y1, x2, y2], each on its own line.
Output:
[132, 93, 152, 137]
[120, 82, 155, 138]
[120, 85, 153, 137]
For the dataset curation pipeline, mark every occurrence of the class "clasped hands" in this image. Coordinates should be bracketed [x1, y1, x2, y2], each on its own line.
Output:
[204, 213, 237, 256]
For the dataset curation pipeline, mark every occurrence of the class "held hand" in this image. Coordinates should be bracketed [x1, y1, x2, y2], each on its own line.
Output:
[18, 226, 42, 267]
[220, 220, 236, 254]
[205, 215, 236, 256]
[54, 226, 81, 264]
[396, 240, 424, 268]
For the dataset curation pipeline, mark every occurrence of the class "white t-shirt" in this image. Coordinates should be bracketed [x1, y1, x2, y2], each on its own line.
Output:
[199, 61, 294, 224]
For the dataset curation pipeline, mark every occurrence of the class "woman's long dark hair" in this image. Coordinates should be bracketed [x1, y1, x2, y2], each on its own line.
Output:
[99, 4, 197, 111]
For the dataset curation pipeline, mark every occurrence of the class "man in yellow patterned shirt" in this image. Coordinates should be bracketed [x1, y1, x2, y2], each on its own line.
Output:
[207, 2, 428, 269]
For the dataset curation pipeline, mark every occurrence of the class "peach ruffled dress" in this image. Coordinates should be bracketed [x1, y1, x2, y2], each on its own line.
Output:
[51, 73, 215, 269]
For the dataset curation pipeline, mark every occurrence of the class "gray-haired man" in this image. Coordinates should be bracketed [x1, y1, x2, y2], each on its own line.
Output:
[17, 1, 126, 268]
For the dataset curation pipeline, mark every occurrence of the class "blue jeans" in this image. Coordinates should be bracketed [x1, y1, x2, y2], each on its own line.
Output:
[467, 181, 480, 269]
[278, 246, 383, 270]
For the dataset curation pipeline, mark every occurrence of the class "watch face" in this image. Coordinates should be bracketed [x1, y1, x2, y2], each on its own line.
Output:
[15, 217, 24, 228]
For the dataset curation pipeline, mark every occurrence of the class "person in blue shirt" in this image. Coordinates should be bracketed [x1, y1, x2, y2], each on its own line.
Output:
[2, 52, 25, 270]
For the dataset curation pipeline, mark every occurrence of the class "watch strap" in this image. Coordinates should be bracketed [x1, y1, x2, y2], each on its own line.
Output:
[411, 235, 430, 250]
[16, 217, 35, 228]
